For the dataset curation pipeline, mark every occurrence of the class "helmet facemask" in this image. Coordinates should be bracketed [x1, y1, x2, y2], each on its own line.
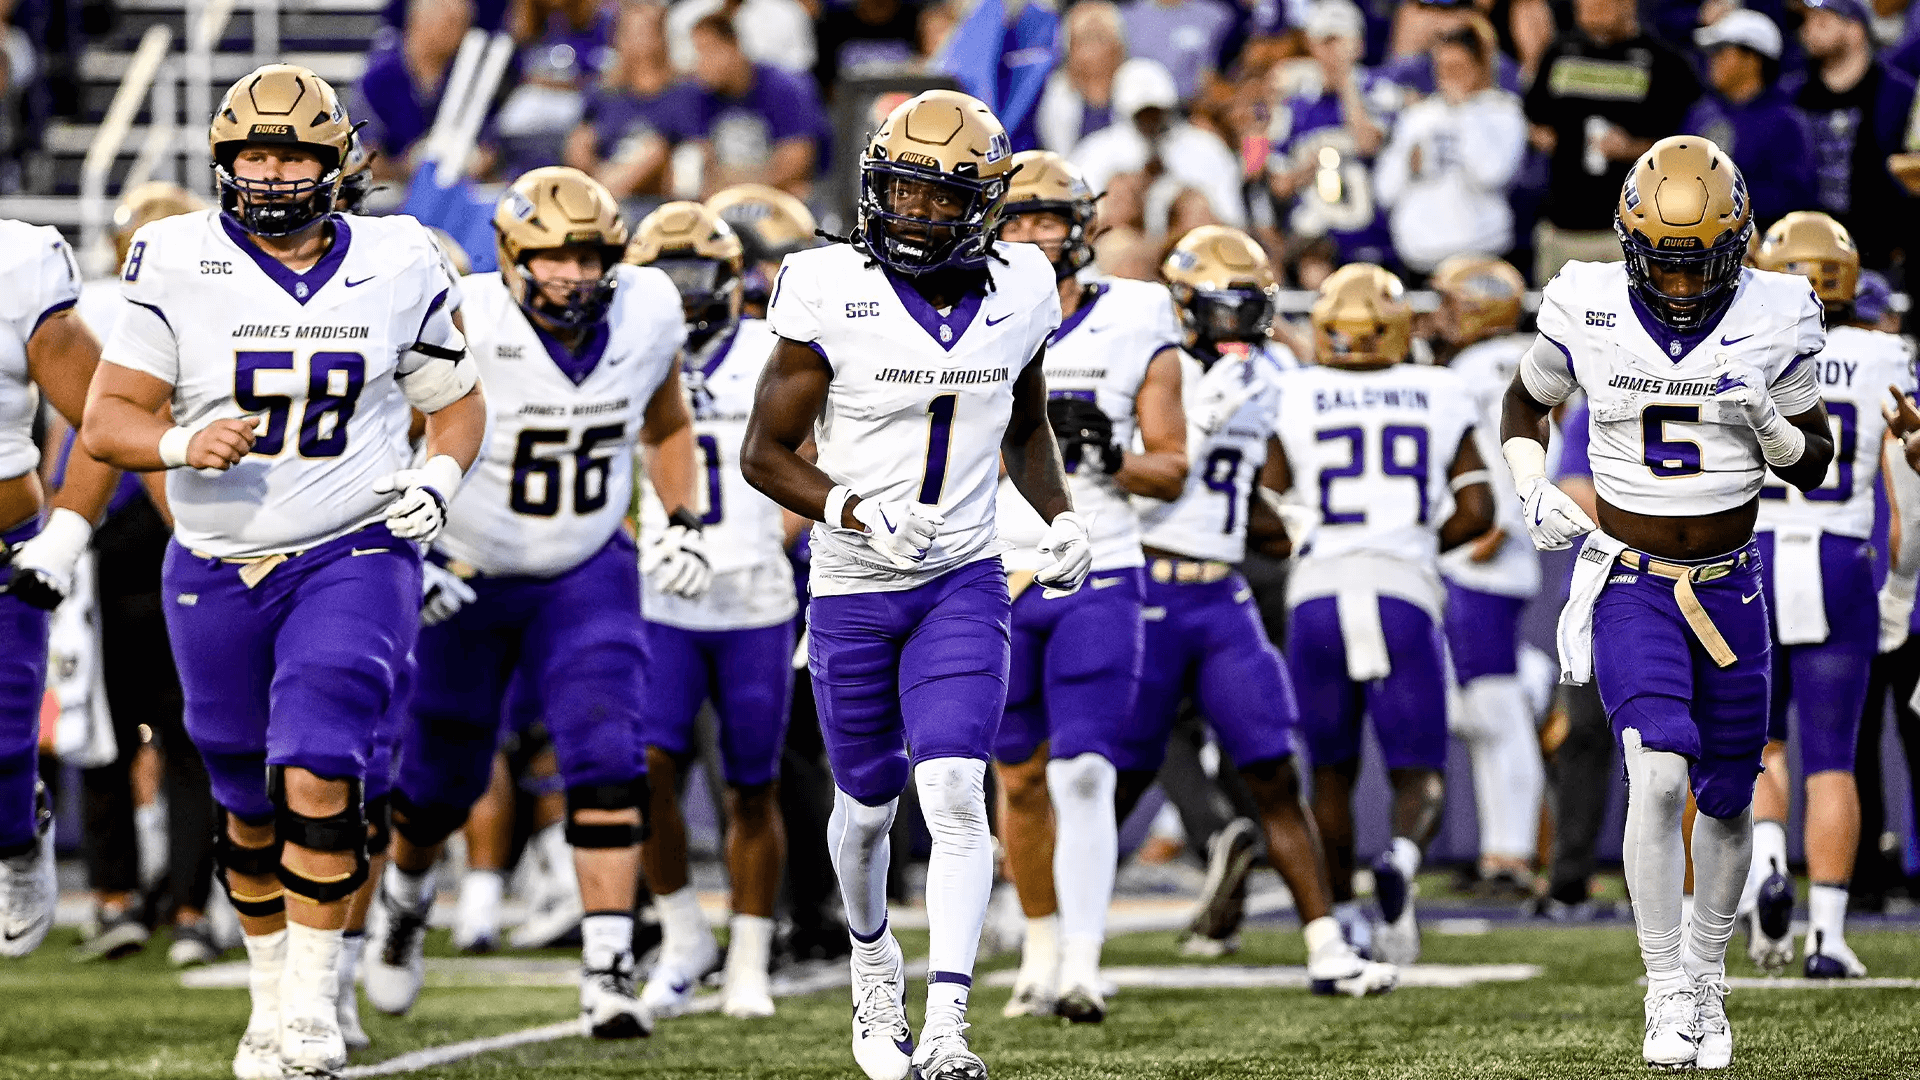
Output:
[654, 255, 741, 351]
[216, 144, 342, 238]
[859, 160, 1005, 277]
[1618, 217, 1751, 332]
[515, 244, 624, 330]
[997, 203, 1094, 281]
[1178, 283, 1276, 348]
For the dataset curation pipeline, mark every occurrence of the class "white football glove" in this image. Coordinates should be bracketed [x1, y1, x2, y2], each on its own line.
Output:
[373, 455, 464, 543]
[1191, 369, 1260, 436]
[1518, 475, 1595, 551]
[850, 498, 943, 569]
[1, 508, 91, 611]
[421, 561, 476, 627]
[1880, 581, 1915, 654]
[641, 510, 713, 598]
[1034, 511, 1092, 596]
[1712, 354, 1780, 429]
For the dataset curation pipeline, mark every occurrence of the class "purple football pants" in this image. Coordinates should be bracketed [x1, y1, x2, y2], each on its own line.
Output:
[993, 567, 1145, 765]
[0, 518, 47, 852]
[642, 618, 796, 787]
[1444, 583, 1527, 684]
[1290, 594, 1450, 771]
[1757, 530, 1875, 775]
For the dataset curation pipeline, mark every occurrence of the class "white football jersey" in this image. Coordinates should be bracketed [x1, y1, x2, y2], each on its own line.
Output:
[1135, 343, 1294, 563]
[0, 222, 83, 482]
[767, 241, 1062, 596]
[642, 318, 798, 630]
[437, 264, 683, 578]
[998, 276, 1184, 573]
[1438, 334, 1541, 597]
[103, 210, 463, 558]
[1529, 262, 1825, 516]
[1756, 324, 1917, 539]
[1274, 362, 1476, 567]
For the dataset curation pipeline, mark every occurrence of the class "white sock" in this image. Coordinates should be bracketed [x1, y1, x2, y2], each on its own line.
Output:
[1686, 807, 1751, 975]
[1389, 836, 1422, 884]
[1046, 753, 1117, 946]
[655, 886, 710, 961]
[581, 911, 633, 972]
[1808, 884, 1848, 946]
[1739, 819, 1789, 913]
[726, 914, 774, 985]
[1302, 915, 1342, 956]
[282, 922, 345, 1019]
[1621, 731, 1689, 983]
[1461, 676, 1544, 860]
[383, 862, 433, 909]
[339, 930, 365, 994]
[243, 928, 288, 1029]
[1017, 914, 1058, 984]
[1061, 933, 1102, 989]
[915, 758, 992, 1040]
[828, 787, 899, 943]
[460, 869, 504, 912]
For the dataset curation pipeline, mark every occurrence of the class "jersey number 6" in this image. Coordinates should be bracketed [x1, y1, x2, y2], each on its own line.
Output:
[511, 425, 624, 517]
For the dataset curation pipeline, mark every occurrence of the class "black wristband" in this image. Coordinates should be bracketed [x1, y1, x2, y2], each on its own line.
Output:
[668, 507, 704, 532]
[1099, 441, 1125, 475]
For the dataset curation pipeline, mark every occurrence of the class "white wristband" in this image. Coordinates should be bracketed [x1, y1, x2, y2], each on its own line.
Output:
[1501, 437, 1549, 488]
[420, 453, 466, 497]
[1755, 413, 1807, 468]
[822, 485, 852, 531]
[157, 425, 194, 469]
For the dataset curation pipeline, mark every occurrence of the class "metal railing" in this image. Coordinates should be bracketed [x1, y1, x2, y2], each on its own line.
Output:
[79, 23, 172, 273]
[183, 0, 244, 200]
[421, 28, 515, 186]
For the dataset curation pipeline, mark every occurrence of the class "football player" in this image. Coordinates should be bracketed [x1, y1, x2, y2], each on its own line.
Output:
[1428, 255, 1547, 897]
[1274, 264, 1494, 967]
[988, 150, 1188, 1023]
[364, 167, 702, 1040]
[627, 201, 799, 1021]
[0, 220, 125, 959]
[740, 90, 1088, 1080]
[1124, 226, 1396, 996]
[1500, 137, 1835, 1070]
[81, 65, 488, 1078]
[1742, 212, 1919, 978]
[706, 183, 819, 318]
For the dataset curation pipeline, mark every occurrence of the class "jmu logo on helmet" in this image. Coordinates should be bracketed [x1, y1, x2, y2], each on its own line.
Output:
[503, 190, 537, 222]
[985, 132, 1011, 164]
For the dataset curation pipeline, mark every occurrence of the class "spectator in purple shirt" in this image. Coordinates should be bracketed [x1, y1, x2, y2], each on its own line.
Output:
[1036, 0, 1129, 156]
[1683, 10, 1817, 229]
[1122, 0, 1237, 103]
[352, 0, 474, 179]
[493, 0, 617, 176]
[565, 0, 698, 200]
[686, 13, 827, 199]
[1383, 2, 1525, 96]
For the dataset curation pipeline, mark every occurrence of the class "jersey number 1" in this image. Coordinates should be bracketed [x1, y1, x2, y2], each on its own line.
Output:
[919, 393, 957, 503]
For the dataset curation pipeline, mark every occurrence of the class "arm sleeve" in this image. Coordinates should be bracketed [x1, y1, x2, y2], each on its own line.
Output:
[1519, 334, 1579, 405]
[765, 254, 823, 343]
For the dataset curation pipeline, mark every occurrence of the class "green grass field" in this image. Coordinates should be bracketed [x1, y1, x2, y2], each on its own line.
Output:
[4, 920, 1919, 1079]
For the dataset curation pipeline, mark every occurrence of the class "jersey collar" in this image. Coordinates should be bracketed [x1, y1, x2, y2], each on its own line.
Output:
[1626, 287, 1737, 364]
[530, 319, 610, 386]
[1051, 282, 1106, 344]
[219, 213, 351, 305]
[885, 269, 985, 352]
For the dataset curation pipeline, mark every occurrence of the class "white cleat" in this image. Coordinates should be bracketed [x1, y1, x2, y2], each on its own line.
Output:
[0, 784, 56, 959]
[1306, 937, 1397, 997]
[1744, 907, 1794, 975]
[640, 931, 719, 1020]
[581, 954, 653, 1039]
[1692, 973, 1731, 1070]
[510, 826, 582, 950]
[336, 944, 369, 1052]
[362, 878, 431, 1016]
[451, 873, 502, 955]
[1000, 975, 1056, 1019]
[279, 927, 347, 1078]
[1372, 903, 1421, 967]
[1641, 980, 1699, 1071]
[912, 1026, 988, 1080]
[233, 1028, 284, 1080]
[235, 931, 286, 1079]
[278, 1015, 346, 1079]
[1803, 930, 1868, 979]
[850, 934, 914, 1080]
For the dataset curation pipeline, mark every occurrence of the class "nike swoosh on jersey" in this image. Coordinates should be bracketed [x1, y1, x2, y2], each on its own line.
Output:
[1742, 590, 1761, 604]
[345, 275, 376, 288]
[984, 312, 1014, 326]
[1719, 333, 1754, 346]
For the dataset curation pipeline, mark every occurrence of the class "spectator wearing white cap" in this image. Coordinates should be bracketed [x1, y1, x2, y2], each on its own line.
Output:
[1071, 56, 1248, 226]
[1374, 22, 1527, 274]
[1036, 1, 1130, 155]
[1787, 0, 1920, 269]
[1684, 10, 1818, 228]
[1254, 0, 1402, 274]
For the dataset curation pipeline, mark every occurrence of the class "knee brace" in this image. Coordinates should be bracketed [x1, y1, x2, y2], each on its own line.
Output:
[268, 767, 370, 904]
[365, 794, 392, 857]
[213, 812, 286, 918]
[389, 789, 471, 850]
[565, 777, 650, 849]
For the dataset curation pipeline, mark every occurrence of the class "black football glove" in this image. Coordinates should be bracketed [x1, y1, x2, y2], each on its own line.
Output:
[1047, 396, 1123, 475]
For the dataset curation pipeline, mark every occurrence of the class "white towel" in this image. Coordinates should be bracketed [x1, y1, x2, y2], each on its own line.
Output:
[1771, 529, 1829, 645]
[1336, 582, 1392, 682]
[48, 552, 116, 769]
[1556, 530, 1629, 685]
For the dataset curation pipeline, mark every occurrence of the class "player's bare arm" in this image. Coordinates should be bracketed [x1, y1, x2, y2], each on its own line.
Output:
[21, 309, 122, 525]
[1768, 404, 1836, 492]
[82, 362, 256, 473]
[1438, 430, 1494, 554]
[639, 365, 699, 516]
[1113, 348, 1188, 500]
[421, 383, 487, 472]
[1247, 436, 1293, 558]
[1001, 346, 1073, 524]
[740, 337, 849, 525]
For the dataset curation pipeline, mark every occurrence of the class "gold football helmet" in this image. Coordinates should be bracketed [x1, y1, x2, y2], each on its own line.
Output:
[1754, 210, 1859, 310]
[997, 150, 1098, 280]
[337, 129, 374, 214]
[112, 182, 207, 268]
[1615, 135, 1752, 331]
[1162, 225, 1278, 347]
[1311, 263, 1413, 369]
[1430, 254, 1526, 346]
[209, 64, 355, 236]
[629, 201, 745, 349]
[495, 166, 629, 328]
[705, 184, 816, 313]
[859, 88, 1014, 276]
